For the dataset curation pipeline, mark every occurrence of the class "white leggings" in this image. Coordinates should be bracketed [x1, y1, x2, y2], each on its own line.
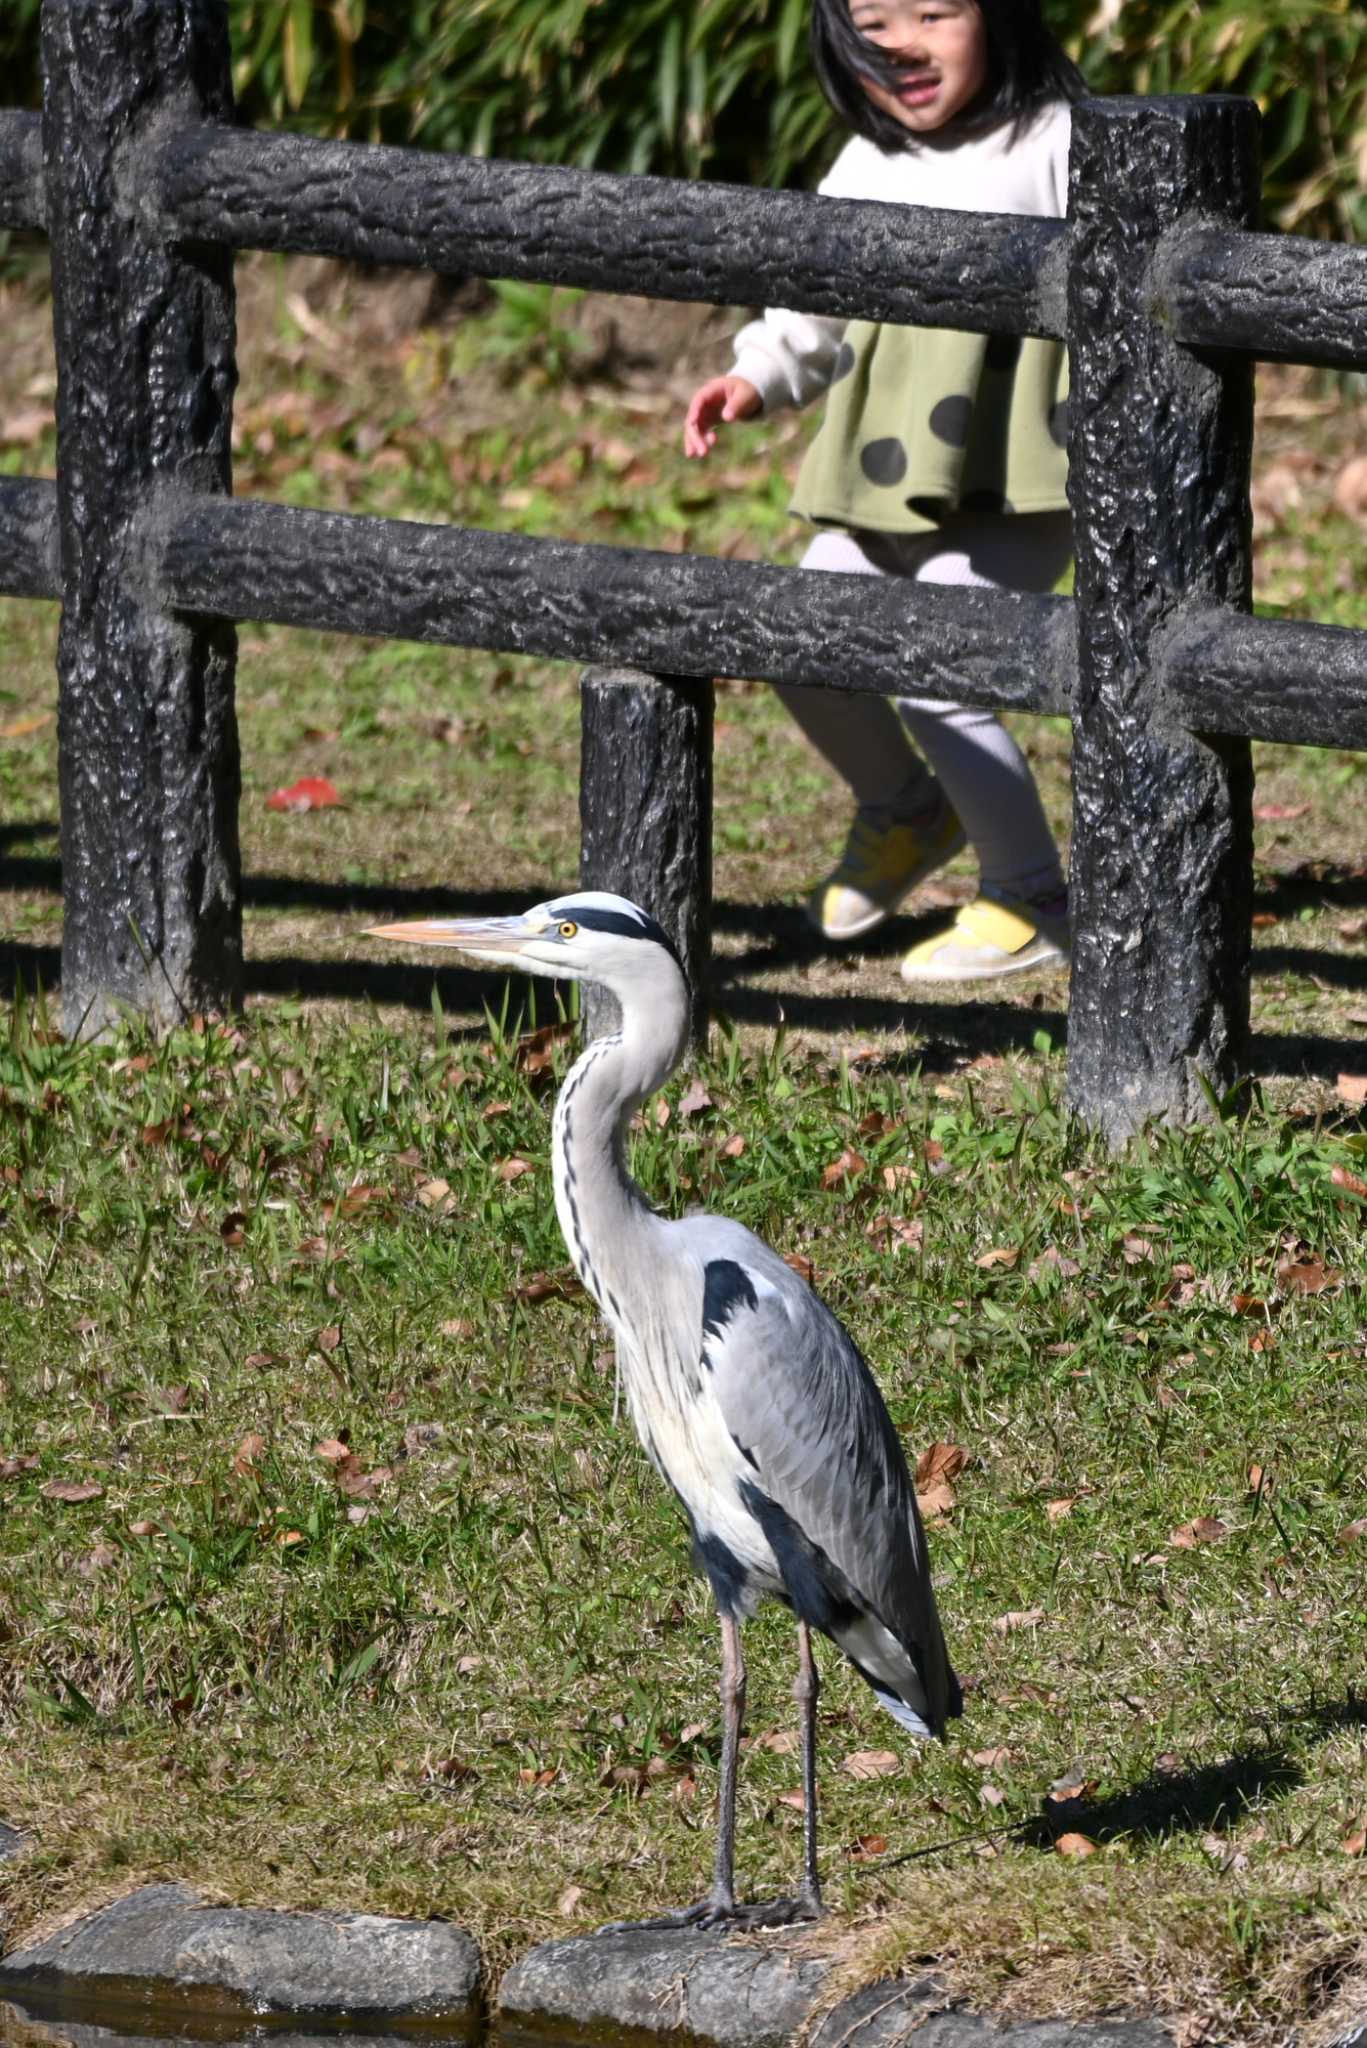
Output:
[778, 513, 1073, 897]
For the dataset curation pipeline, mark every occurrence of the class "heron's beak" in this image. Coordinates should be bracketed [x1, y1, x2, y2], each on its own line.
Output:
[364, 914, 542, 957]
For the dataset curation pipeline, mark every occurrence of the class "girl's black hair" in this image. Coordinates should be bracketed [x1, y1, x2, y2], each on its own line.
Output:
[809, 0, 1086, 154]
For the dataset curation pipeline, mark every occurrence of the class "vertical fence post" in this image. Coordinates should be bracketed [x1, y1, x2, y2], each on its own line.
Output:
[579, 668, 712, 1047]
[42, 0, 242, 1037]
[1066, 96, 1259, 1143]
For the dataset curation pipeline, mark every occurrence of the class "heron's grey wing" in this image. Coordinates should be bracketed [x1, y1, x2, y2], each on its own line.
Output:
[683, 1225, 957, 1733]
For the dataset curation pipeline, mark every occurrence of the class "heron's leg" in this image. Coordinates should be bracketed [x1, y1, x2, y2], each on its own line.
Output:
[709, 1610, 746, 1910]
[794, 1619, 823, 1915]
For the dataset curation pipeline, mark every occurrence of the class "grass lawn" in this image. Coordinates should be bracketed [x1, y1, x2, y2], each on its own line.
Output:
[1, 263, 1365, 2042]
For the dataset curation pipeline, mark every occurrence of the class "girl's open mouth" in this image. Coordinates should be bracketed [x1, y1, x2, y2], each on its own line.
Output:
[896, 73, 941, 103]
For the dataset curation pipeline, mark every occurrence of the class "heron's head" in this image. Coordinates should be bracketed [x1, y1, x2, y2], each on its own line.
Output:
[366, 891, 687, 996]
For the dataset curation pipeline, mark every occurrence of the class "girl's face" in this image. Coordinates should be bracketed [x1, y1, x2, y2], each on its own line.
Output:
[847, 0, 989, 136]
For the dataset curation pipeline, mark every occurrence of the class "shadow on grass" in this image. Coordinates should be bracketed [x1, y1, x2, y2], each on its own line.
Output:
[1, 865, 1365, 1078]
[1023, 1748, 1303, 1850]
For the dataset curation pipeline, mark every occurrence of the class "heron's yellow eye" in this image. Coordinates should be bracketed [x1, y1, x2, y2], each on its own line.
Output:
[559, 920, 578, 939]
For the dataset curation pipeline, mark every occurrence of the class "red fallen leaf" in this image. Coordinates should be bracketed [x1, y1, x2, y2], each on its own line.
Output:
[231, 1431, 266, 1476]
[678, 1078, 714, 1117]
[1232, 1293, 1267, 1316]
[673, 1772, 697, 1804]
[720, 1133, 746, 1158]
[1331, 1165, 1367, 1202]
[265, 775, 341, 813]
[519, 1766, 559, 1787]
[866, 1212, 923, 1251]
[821, 1148, 867, 1189]
[40, 1478, 104, 1503]
[1055, 1831, 1097, 1858]
[493, 1156, 533, 1183]
[1049, 1773, 1098, 1803]
[782, 1251, 814, 1285]
[1337, 1073, 1367, 1106]
[1252, 802, 1310, 822]
[1251, 912, 1278, 929]
[334, 1454, 392, 1499]
[844, 1834, 889, 1858]
[1250, 1328, 1278, 1353]
[1169, 1516, 1228, 1548]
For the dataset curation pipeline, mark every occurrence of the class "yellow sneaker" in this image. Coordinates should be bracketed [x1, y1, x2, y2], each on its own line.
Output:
[806, 797, 966, 942]
[900, 891, 1070, 984]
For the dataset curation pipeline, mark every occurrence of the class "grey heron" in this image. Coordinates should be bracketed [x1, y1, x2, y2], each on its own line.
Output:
[368, 891, 960, 1930]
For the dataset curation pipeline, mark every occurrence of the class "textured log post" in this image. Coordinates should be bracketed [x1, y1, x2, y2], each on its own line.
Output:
[579, 669, 712, 1047]
[43, 0, 242, 1035]
[1066, 97, 1259, 1142]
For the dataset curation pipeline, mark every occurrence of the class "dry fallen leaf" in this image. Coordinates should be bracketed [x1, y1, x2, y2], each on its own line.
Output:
[972, 1746, 1011, 1768]
[231, 1432, 265, 1477]
[841, 1748, 901, 1780]
[1028, 1246, 1081, 1281]
[720, 1132, 746, 1158]
[1332, 452, 1367, 520]
[821, 1148, 868, 1189]
[975, 1245, 1019, 1269]
[1045, 1496, 1078, 1522]
[1330, 1165, 1367, 1202]
[782, 1251, 815, 1285]
[1054, 1831, 1097, 1858]
[1337, 1519, 1367, 1547]
[1169, 1517, 1228, 1549]
[979, 1783, 1005, 1808]
[1336, 1073, 1367, 1107]
[557, 1884, 585, 1916]
[40, 1478, 104, 1504]
[1341, 1825, 1367, 1857]
[1252, 801, 1310, 823]
[514, 1271, 582, 1305]
[677, 1078, 714, 1117]
[915, 1440, 967, 1520]
[775, 1788, 807, 1811]
[993, 1608, 1045, 1633]
[1276, 1254, 1343, 1295]
[844, 1834, 888, 1859]
[493, 1157, 534, 1183]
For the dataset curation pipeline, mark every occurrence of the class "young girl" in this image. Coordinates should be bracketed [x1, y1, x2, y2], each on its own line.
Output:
[685, 0, 1084, 982]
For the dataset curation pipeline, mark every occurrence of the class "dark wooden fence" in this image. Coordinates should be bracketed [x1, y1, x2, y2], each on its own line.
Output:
[2, 2, 1366, 1141]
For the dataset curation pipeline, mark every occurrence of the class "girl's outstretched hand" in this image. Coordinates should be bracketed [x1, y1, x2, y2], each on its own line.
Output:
[683, 375, 761, 458]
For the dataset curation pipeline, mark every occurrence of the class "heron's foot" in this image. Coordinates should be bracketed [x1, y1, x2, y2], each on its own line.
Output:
[598, 1888, 823, 1935]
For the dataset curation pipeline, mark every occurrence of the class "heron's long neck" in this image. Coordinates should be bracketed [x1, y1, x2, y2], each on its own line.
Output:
[551, 968, 687, 1316]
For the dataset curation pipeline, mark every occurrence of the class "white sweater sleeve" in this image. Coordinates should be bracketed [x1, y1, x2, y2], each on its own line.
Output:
[730, 305, 847, 415]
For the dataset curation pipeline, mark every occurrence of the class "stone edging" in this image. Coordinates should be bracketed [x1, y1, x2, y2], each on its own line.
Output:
[0, 1879, 1361, 2048]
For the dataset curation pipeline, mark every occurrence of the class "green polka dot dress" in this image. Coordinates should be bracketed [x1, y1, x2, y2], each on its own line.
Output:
[790, 321, 1069, 534]
[728, 105, 1075, 538]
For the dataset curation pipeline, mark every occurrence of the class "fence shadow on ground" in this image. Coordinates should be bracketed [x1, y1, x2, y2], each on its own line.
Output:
[2, 844, 1365, 1079]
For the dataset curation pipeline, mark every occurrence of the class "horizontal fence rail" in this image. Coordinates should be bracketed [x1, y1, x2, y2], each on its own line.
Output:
[153, 498, 1073, 715]
[8, 477, 1367, 752]
[8, 103, 1362, 373]
[152, 126, 1069, 339]
[1159, 223, 1367, 373]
